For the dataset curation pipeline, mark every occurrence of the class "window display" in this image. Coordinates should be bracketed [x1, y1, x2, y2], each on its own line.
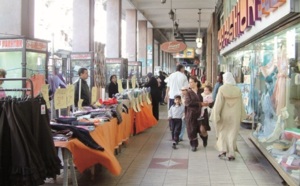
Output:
[224, 23, 300, 185]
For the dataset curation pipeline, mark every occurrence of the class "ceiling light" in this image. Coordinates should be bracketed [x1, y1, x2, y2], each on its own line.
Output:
[195, 9, 202, 46]
[161, 0, 167, 3]
[169, 9, 174, 20]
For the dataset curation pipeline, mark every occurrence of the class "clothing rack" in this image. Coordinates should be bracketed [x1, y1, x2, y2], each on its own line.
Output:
[0, 78, 34, 98]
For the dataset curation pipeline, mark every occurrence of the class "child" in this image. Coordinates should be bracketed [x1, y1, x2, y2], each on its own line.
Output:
[168, 95, 185, 149]
[199, 85, 213, 120]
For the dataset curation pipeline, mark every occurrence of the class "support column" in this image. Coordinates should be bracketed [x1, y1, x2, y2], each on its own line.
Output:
[138, 20, 147, 75]
[206, 18, 213, 84]
[147, 28, 154, 73]
[0, 0, 34, 37]
[212, 12, 218, 85]
[126, 10, 137, 61]
[154, 41, 159, 71]
[73, 0, 94, 52]
[106, 0, 121, 58]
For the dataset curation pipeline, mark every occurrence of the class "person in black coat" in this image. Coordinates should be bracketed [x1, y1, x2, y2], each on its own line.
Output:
[108, 75, 119, 98]
[145, 72, 160, 120]
[74, 68, 90, 107]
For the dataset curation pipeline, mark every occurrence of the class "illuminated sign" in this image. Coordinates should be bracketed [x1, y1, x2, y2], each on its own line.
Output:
[26, 40, 47, 52]
[0, 39, 23, 49]
[160, 40, 187, 53]
[218, 0, 286, 50]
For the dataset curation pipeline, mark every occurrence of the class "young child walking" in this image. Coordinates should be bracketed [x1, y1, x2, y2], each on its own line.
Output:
[168, 95, 185, 149]
[199, 85, 213, 120]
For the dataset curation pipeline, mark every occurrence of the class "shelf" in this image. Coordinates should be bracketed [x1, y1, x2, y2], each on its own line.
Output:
[249, 134, 298, 186]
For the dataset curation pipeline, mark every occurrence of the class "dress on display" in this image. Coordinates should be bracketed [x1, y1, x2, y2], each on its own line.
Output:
[272, 46, 288, 115]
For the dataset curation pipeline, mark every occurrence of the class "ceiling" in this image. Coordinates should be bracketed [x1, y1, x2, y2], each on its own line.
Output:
[122, 0, 217, 46]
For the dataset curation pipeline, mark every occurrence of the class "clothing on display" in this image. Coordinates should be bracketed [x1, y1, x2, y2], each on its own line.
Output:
[0, 97, 61, 186]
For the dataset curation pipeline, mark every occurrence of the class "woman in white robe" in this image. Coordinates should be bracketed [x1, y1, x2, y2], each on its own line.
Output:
[210, 72, 247, 161]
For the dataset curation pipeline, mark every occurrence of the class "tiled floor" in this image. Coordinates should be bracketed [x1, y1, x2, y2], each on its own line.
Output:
[46, 105, 286, 186]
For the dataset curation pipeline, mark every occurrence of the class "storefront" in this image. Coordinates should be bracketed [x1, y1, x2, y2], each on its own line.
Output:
[219, 1, 300, 185]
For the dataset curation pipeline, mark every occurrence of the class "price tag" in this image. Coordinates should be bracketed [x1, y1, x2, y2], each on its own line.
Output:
[41, 104, 46, 115]
[91, 87, 97, 104]
[286, 156, 294, 166]
[117, 79, 123, 93]
[277, 157, 283, 164]
[132, 76, 136, 89]
[54, 88, 67, 109]
[66, 85, 74, 106]
[41, 85, 50, 108]
[266, 145, 273, 151]
[78, 99, 83, 110]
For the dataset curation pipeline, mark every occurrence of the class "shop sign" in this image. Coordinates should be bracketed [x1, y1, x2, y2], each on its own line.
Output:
[129, 62, 141, 66]
[173, 48, 195, 59]
[71, 53, 92, 60]
[218, 0, 286, 50]
[26, 40, 47, 52]
[0, 39, 23, 49]
[160, 40, 187, 53]
[106, 58, 122, 63]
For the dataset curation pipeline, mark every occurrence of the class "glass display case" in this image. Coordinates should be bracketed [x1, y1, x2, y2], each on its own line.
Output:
[223, 23, 300, 185]
[0, 37, 48, 96]
[128, 61, 142, 80]
[70, 52, 94, 90]
[105, 58, 128, 81]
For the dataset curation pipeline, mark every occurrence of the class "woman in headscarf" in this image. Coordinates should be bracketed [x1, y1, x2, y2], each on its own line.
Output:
[210, 72, 247, 161]
[145, 73, 160, 120]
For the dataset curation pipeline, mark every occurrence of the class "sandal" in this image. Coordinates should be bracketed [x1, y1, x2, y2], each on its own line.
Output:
[218, 152, 226, 158]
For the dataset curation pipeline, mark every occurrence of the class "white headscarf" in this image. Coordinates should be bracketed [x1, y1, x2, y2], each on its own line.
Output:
[223, 72, 236, 85]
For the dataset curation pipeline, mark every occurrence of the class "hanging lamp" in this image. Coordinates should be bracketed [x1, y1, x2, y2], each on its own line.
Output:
[196, 9, 202, 48]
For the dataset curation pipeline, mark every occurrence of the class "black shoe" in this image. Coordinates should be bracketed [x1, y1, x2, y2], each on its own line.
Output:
[228, 156, 235, 161]
[172, 143, 177, 149]
[200, 135, 208, 147]
[191, 147, 197, 152]
[179, 139, 183, 142]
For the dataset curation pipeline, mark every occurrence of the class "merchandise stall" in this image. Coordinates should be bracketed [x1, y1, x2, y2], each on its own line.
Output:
[70, 52, 94, 90]
[218, 1, 300, 185]
[0, 37, 48, 96]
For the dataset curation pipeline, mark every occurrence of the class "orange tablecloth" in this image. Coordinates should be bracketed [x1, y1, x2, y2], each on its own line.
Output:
[134, 102, 158, 134]
[66, 112, 132, 175]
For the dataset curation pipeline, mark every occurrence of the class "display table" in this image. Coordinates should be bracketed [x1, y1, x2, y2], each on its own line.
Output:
[134, 102, 157, 134]
[65, 112, 132, 176]
[53, 102, 156, 177]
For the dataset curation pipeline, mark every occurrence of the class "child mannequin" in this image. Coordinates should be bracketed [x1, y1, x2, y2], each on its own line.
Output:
[168, 95, 185, 149]
[199, 85, 213, 120]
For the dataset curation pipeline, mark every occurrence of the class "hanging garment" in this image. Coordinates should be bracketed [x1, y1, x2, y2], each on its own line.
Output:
[26, 74, 46, 97]
[0, 97, 61, 186]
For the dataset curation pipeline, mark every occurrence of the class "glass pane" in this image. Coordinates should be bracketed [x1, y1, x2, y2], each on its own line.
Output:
[0, 51, 22, 96]
[70, 60, 91, 87]
[26, 52, 47, 77]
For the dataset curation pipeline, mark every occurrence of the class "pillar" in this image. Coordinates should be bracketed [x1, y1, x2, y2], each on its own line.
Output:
[138, 20, 147, 75]
[0, 0, 34, 37]
[154, 41, 159, 72]
[73, 0, 94, 52]
[126, 9, 137, 61]
[147, 28, 154, 73]
[106, 0, 121, 58]
[206, 17, 213, 84]
[212, 13, 218, 85]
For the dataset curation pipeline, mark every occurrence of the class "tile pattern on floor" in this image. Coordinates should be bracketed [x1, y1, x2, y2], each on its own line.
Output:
[44, 105, 286, 186]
